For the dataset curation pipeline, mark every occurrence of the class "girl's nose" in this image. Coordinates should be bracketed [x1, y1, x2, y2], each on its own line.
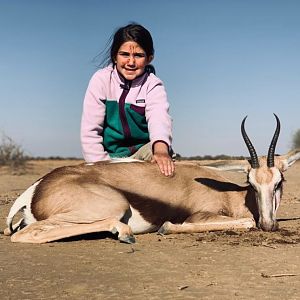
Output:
[128, 55, 135, 66]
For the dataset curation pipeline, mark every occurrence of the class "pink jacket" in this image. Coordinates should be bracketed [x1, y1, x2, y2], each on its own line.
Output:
[81, 65, 172, 162]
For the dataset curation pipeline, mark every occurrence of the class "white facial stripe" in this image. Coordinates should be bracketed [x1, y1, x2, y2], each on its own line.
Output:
[257, 184, 274, 220]
[271, 172, 283, 214]
[273, 187, 282, 214]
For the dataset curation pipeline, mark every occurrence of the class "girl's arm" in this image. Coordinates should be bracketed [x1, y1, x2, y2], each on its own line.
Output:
[81, 72, 110, 162]
[146, 78, 174, 176]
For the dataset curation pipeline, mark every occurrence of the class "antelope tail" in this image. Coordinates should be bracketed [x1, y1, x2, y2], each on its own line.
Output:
[6, 180, 40, 234]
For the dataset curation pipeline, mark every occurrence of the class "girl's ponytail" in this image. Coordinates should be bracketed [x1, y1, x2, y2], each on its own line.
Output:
[145, 64, 156, 75]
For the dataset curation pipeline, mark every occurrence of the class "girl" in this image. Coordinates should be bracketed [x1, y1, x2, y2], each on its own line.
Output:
[81, 23, 174, 176]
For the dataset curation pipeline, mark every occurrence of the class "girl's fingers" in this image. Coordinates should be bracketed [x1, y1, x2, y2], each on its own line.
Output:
[154, 155, 175, 176]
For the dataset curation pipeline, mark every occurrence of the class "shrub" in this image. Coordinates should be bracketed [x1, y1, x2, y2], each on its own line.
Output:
[292, 129, 300, 149]
[0, 134, 28, 169]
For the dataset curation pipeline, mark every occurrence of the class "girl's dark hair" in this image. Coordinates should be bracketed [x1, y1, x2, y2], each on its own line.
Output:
[99, 23, 156, 74]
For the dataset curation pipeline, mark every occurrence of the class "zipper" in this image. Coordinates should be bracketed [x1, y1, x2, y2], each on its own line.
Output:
[119, 81, 132, 140]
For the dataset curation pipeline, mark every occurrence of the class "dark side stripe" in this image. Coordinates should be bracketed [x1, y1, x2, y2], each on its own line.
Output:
[121, 190, 191, 226]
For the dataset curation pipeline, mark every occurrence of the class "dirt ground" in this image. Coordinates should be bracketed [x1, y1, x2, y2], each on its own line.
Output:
[0, 159, 299, 300]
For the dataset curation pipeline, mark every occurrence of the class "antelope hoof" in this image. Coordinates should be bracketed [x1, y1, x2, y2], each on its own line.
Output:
[158, 221, 172, 235]
[3, 227, 12, 236]
[119, 234, 136, 244]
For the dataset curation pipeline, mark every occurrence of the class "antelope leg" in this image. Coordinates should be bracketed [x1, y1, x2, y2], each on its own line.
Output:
[158, 217, 255, 235]
[11, 216, 134, 244]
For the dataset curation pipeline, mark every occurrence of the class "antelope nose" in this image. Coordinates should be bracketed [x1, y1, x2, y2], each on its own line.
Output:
[259, 220, 279, 232]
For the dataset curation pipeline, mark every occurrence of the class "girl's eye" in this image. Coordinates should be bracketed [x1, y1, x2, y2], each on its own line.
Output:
[135, 53, 145, 58]
[119, 52, 129, 57]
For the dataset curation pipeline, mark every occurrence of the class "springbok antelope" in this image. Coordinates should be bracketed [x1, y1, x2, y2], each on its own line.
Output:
[5, 115, 300, 243]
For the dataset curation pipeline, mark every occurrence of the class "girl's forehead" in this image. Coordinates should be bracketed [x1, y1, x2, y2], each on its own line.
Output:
[119, 41, 145, 53]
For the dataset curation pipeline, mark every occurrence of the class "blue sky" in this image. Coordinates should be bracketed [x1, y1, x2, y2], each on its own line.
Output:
[1, 0, 299, 158]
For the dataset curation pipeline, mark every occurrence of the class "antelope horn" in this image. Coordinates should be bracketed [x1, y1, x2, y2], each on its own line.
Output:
[241, 116, 259, 168]
[267, 113, 281, 168]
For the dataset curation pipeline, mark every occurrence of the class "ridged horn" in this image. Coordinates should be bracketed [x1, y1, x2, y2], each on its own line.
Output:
[267, 113, 281, 168]
[241, 116, 259, 169]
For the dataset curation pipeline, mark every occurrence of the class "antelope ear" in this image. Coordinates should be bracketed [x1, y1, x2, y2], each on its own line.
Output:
[202, 160, 251, 173]
[280, 149, 300, 171]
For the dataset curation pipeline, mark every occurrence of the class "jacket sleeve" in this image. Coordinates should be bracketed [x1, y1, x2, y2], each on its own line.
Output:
[145, 77, 173, 149]
[80, 71, 110, 162]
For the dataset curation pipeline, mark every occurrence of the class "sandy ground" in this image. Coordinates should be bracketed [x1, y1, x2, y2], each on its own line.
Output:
[0, 159, 299, 300]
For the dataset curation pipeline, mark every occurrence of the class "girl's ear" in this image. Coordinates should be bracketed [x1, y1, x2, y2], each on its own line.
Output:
[148, 55, 154, 64]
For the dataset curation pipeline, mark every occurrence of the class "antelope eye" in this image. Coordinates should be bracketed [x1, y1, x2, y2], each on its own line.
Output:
[274, 180, 283, 190]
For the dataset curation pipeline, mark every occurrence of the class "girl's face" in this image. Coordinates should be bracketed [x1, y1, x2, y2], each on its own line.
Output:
[115, 41, 153, 80]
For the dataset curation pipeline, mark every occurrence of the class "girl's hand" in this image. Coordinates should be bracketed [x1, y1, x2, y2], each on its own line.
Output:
[152, 141, 175, 176]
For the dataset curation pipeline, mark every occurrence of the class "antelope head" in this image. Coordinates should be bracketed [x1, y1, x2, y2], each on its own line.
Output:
[242, 114, 300, 231]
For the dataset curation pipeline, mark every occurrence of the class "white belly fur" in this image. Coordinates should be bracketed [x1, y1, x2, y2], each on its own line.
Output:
[128, 206, 157, 234]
